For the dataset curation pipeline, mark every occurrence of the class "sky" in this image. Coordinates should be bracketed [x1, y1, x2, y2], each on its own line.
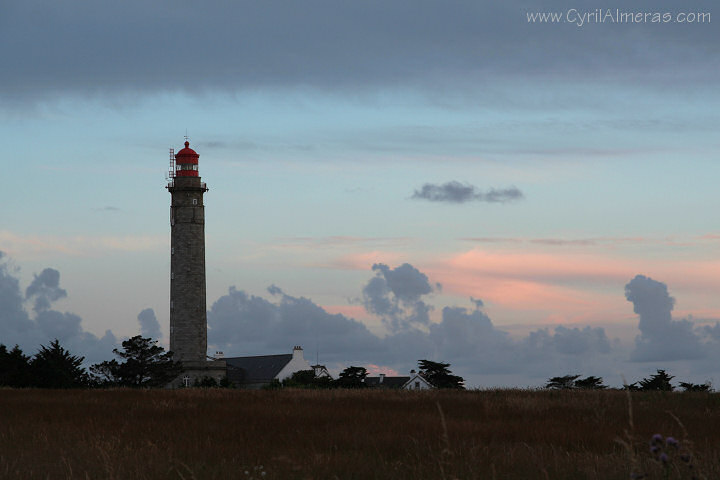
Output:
[1, 0, 718, 388]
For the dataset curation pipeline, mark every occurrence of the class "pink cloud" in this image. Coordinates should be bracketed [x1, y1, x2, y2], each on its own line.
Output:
[445, 249, 637, 283]
[364, 364, 400, 376]
[423, 248, 720, 325]
[319, 245, 720, 329]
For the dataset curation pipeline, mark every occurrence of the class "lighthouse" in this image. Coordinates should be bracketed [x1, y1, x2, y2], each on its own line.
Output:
[167, 140, 225, 386]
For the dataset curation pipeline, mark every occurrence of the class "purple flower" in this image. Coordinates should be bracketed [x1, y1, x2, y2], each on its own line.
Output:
[651, 434, 664, 445]
[666, 437, 679, 448]
[650, 445, 660, 454]
[659, 453, 669, 464]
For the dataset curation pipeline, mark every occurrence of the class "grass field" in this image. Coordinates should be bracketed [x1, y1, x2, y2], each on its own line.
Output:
[1, 388, 718, 479]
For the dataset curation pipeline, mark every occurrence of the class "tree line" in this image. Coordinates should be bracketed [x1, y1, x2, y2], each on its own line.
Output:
[1, 337, 466, 390]
[1, 337, 711, 392]
[278, 359, 465, 389]
[545, 370, 712, 392]
[0, 336, 180, 388]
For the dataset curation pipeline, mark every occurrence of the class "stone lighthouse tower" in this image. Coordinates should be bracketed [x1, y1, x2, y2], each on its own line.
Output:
[167, 140, 225, 386]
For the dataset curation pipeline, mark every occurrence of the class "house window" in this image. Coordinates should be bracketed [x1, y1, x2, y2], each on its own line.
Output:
[171, 247, 174, 255]
[171, 272, 174, 280]
[415, 381, 420, 390]
[192, 199, 198, 205]
[183, 375, 191, 387]
[170, 301, 174, 309]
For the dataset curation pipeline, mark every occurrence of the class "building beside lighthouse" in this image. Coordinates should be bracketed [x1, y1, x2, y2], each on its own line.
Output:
[167, 140, 225, 386]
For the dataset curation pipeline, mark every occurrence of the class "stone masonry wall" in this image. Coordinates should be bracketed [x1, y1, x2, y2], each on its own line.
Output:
[169, 176, 208, 363]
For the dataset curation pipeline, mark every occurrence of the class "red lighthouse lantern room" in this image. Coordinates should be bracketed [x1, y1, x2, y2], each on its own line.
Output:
[174, 141, 199, 177]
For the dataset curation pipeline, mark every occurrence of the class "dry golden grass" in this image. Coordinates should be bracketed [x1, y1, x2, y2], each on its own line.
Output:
[1, 388, 718, 479]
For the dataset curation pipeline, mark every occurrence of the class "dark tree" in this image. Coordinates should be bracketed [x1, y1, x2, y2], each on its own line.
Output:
[30, 339, 88, 388]
[418, 360, 464, 389]
[679, 381, 711, 392]
[545, 375, 581, 390]
[0, 344, 32, 387]
[546, 375, 606, 390]
[574, 376, 606, 390]
[91, 335, 181, 387]
[334, 366, 368, 388]
[638, 369, 674, 391]
[283, 369, 333, 389]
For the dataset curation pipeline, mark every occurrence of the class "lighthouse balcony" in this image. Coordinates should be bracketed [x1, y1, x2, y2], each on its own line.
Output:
[166, 179, 208, 192]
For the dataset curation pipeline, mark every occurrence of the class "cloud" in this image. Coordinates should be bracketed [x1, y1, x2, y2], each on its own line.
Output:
[137, 308, 162, 340]
[208, 261, 623, 385]
[428, 246, 720, 328]
[6, 250, 719, 387]
[461, 236, 676, 247]
[361, 263, 440, 332]
[0, 252, 36, 344]
[205, 267, 720, 386]
[624, 274, 703, 361]
[0, 252, 117, 364]
[422, 305, 516, 371]
[25, 268, 68, 313]
[530, 326, 612, 355]
[2, 0, 715, 105]
[470, 297, 484, 309]
[412, 182, 523, 204]
[207, 285, 383, 364]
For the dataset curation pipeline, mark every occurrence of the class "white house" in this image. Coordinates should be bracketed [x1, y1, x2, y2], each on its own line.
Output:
[402, 370, 434, 390]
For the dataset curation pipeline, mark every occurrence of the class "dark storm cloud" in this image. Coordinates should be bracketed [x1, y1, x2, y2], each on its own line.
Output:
[1, 0, 716, 103]
[137, 308, 162, 340]
[0, 253, 117, 364]
[412, 182, 523, 204]
[625, 274, 703, 361]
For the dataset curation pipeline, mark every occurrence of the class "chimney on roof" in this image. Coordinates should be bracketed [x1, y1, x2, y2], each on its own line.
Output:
[293, 345, 303, 359]
[410, 369, 416, 374]
[379, 373, 385, 384]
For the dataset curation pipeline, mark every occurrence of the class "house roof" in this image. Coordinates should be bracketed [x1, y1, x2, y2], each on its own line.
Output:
[365, 376, 411, 388]
[224, 354, 293, 384]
